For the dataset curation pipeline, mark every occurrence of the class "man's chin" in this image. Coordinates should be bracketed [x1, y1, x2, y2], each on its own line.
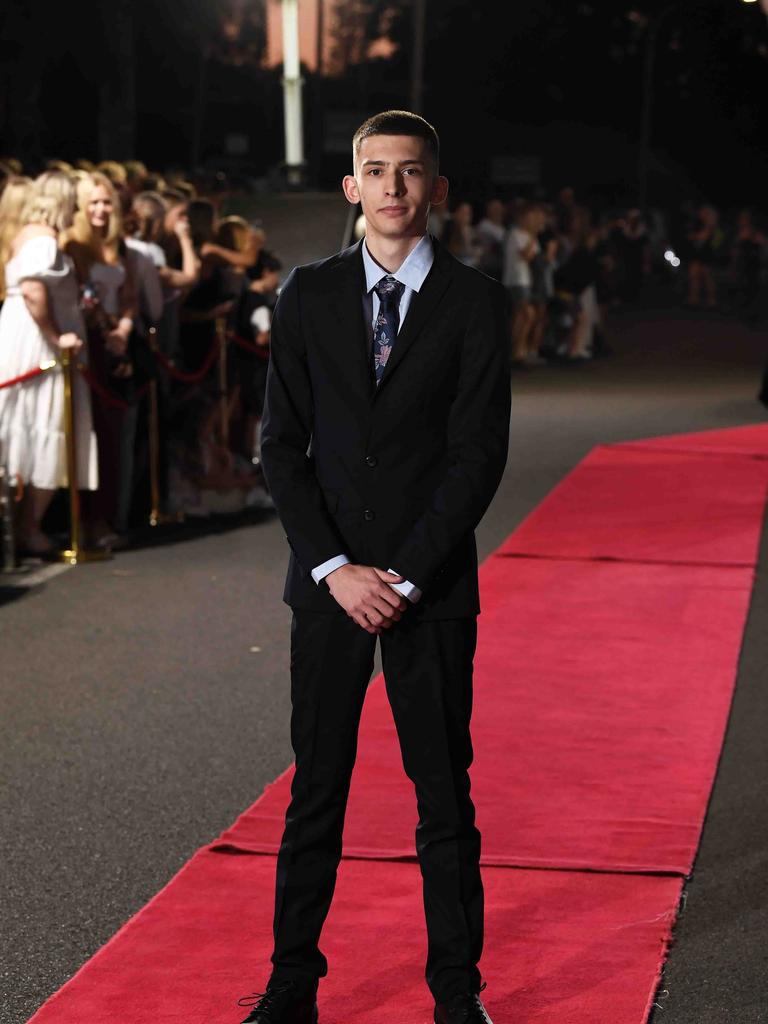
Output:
[367, 216, 425, 239]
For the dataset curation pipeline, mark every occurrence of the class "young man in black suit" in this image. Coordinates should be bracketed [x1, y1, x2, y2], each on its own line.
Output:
[240, 111, 510, 1024]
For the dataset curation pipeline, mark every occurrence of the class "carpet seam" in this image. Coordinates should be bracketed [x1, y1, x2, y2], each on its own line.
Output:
[493, 551, 757, 570]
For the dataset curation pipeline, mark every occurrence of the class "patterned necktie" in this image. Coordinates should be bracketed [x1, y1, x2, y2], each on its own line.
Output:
[372, 275, 405, 384]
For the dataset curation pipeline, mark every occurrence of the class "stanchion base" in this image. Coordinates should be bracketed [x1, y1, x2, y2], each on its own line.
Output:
[57, 547, 113, 565]
[149, 511, 185, 527]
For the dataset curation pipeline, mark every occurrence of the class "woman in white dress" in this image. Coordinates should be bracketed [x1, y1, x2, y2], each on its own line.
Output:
[0, 171, 98, 554]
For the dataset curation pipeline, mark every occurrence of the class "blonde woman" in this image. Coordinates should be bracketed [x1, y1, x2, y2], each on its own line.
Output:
[65, 171, 135, 336]
[0, 176, 33, 303]
[0, 171, 98, 554]
[64, 172, 138, 546]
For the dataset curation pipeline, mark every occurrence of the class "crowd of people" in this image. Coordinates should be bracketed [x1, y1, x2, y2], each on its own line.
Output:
[433, 190, 767, 368]
[1, 156, 765, 561]
[0, 158, 281, 559]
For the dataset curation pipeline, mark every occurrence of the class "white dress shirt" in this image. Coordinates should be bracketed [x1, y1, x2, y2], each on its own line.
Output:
[311, 235, 435, 603]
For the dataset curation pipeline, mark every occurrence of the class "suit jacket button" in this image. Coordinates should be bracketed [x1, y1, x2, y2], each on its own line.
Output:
[363, 509, 375, 522]
[365, 455, 378, 467]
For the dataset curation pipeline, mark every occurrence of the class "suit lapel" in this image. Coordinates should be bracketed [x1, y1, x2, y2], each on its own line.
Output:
[326, 242, 376, 399]
[374, 239, 453, 397]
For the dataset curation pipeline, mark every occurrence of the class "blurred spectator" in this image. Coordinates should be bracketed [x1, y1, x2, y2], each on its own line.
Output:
[503, 202, 539, 366]
[96, 160, 128, 187]
[160, 189, 193, 270]
[245, 227, 282, 303]
[124, 160, 149, 195]
[126, 226, 163, 333]
[552, 208, 601, 362]
[127, 192, 200, 523]
[614, 209, 650, 302]
[732, 208, 765, 322]
[555, 186, 577, 234]
[143, 173, 167, 192]
[64, 171, 139, 547]
[0, 158, 24, 175]
[147, 190, 200, 372]
[129, 190, 200, 338]
[178, 199, 237, 375]
[441, 200, 479, 267]
[45, 159, 74, 174]
[222, 218, 281, 467]
[686, 204, 725, 309]
[129, 192, 169, 271]
[528, 204, 558, 362]
[202, 214, 259, 272]
[168, 178, 197, 201]
[0, 175, 33, 304]
[0, 171, 97, 554]
[475, 198, 506, 280]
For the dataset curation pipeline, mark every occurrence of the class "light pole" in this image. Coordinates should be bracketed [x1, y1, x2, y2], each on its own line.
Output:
[281, 0, 305, 187]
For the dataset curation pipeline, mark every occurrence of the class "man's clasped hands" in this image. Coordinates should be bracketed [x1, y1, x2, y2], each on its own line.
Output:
[325, 564, 409, 635]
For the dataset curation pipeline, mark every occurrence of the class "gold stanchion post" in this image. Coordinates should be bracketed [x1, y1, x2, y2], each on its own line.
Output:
[147, 327, 183, 527]
[58, 348, 110, 564]
[216, 317, 229, 446]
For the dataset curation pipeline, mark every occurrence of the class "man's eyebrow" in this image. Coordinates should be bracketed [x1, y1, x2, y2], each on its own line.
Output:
[360, 159, 425, 167]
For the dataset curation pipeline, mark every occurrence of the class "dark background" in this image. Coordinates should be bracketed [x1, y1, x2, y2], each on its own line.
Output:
[1, 0, 767, 209]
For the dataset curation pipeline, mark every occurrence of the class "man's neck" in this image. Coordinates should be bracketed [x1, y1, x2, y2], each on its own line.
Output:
[363, 229, 427, 274]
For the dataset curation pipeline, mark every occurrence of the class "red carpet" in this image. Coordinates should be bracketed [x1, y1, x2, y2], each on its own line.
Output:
[494, 445, 768, 567]
[28, 425, 767, 1024]
[214, 558, 753, 874]
[28, 852, 682, 1024]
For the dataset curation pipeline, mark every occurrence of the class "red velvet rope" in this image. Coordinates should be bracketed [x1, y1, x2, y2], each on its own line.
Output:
[0, 362, 56, 390]
[229, 330, 269, 357]
[77, 364, 149, 410]
[154, 335, 222, 383]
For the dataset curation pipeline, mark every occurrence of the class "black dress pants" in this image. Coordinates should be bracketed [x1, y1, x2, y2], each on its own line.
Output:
[270, 609, 483, 1002]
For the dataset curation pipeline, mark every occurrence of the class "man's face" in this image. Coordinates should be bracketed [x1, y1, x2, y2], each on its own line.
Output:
[343, 134, 448, 241]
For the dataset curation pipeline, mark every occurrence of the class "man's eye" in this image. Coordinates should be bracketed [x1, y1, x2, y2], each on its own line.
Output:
[369, 169, 381, 175]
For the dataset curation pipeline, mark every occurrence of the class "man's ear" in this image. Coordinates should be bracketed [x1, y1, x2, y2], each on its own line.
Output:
[430, 175, 449, 207]
[342, 174, 360, 205]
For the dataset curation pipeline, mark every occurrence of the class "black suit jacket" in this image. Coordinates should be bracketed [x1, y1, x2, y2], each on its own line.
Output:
[260, 237, 511, 621]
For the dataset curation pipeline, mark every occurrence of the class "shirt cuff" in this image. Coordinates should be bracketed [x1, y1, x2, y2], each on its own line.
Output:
[311, 554, 350, 585]
[387, 569, 422, 604]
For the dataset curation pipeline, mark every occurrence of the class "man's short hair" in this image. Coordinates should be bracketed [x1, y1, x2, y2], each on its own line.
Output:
[353, 110, 439, 169]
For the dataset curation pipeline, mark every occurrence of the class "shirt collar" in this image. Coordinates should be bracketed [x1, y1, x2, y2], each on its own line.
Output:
[362, 234, 434, 295]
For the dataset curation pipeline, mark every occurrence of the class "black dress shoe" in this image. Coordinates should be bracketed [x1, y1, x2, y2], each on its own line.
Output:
[434, 989, 493, 1024]
[237, 979, 318, 1023]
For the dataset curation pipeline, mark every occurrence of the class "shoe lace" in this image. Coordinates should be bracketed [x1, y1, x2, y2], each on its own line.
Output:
[237, 980, 295, 1013]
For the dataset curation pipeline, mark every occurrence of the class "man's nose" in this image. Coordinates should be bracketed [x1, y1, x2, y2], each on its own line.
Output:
[384, 174, 405, 197]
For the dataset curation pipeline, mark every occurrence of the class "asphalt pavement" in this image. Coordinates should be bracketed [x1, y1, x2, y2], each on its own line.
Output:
[1, 300, 766, 1023]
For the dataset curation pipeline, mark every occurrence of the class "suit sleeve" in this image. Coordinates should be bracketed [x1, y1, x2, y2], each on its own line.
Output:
[389, 279, 511, 591]
[260, 268, 348, 574]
